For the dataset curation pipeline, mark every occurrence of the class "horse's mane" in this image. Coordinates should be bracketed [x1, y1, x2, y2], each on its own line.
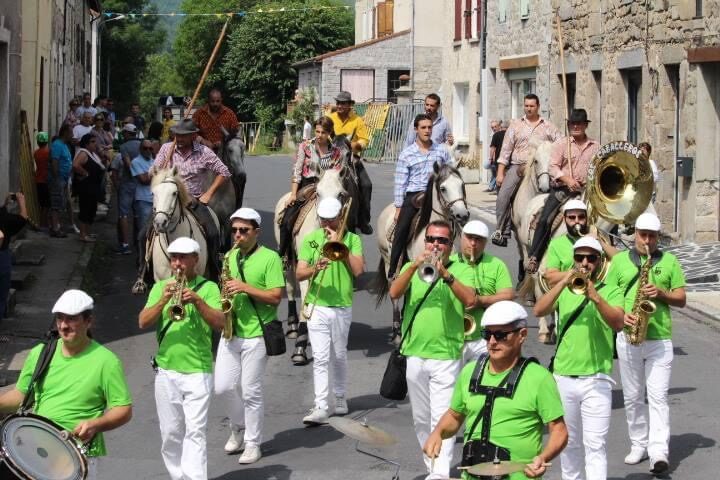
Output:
[415, 163, 461, 236]
[152, 168, 192, 207]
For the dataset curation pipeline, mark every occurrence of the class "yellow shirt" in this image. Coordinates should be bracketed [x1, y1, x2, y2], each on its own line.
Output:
[329, 111, 369, 150]
[161, 118, 176, 143]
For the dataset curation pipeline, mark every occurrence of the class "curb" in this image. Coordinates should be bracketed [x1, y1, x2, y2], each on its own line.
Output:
[67, 242, 96, 290]
[683, 300, 720, 326]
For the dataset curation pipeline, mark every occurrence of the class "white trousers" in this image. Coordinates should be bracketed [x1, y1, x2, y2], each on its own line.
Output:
[462, 338, 488, 366]
[406, 356, 462, 479]
[554, 374, 613, 480]
[307, 305, 352, 410]
[214, 336, 267, 447]
[155, 368, 212, 480]
[616, 332, 673, 458]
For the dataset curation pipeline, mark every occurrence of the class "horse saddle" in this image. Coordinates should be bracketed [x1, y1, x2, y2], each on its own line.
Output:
[296, 183, 317, 204]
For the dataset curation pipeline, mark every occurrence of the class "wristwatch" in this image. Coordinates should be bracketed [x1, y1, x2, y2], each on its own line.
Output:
[443, 274, 456, 286]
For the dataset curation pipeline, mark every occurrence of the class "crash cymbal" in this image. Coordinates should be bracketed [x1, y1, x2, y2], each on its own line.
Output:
[327, 417, 397, 446]
[462, 460, 527, 476]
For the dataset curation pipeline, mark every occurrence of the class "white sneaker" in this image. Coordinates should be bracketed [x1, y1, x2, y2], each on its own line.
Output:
[334, 396, 348, 415]
[649, 455, 669, 475]
[624, 447, 648, 465]
[302, 407, 329, 426]
[224, 430, 244, 454]
[238, 445, 261, 464]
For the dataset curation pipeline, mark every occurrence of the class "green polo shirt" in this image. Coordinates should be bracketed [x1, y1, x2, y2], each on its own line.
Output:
[546, 234, 578, 272]
[451, 360, 564, 480]
[605, 250, 686, 340]
[451, 253, 513, 341]
[553, 283, 623, 376]
[145, 275, 221, 374]
[17, 340, 132, 457]
[227, 245, 286, 339]
[399, 260, 474, 360]
[298, 228, 362, 307]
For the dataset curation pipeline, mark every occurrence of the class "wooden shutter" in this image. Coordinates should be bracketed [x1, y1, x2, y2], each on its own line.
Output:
[520, 0, 530, 19]
[477, 0, 484, 38]
[464, 0, 472, 39]
[377, 1, 394, 37]
[454, 0, 462, 41]
[498, 0, 507, 23]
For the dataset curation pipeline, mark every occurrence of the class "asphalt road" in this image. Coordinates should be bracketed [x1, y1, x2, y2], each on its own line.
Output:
[88, 155, 719, 479]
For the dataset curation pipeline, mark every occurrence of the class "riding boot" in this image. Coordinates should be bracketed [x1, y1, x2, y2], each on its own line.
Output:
[387, 194, 420, 279]
[286, 299, 299, 339]
[278, 202, 302, 262]
[354, 159, 373, 234]
[292, 321, 310, 366]
[190, 202, 221, 280]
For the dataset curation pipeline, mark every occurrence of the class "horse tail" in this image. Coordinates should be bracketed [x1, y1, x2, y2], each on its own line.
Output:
[374, 256, 390, 308]
[516, 274, 536, 302]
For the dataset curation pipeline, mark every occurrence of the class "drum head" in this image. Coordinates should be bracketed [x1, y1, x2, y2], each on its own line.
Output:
[1, 415, 86, 480]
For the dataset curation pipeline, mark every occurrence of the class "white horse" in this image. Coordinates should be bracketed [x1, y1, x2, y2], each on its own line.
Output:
[374, 163, 470, 343]
[131, 168, 209, 293]
[273, 166, 348, 364]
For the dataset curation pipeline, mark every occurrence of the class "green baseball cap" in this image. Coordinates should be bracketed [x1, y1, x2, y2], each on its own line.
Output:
[36, 131, 49, 144]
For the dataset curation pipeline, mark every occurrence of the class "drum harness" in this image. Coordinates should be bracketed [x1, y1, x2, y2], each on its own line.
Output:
[462, 354, 538, 479]
[19, 330, 60, 413]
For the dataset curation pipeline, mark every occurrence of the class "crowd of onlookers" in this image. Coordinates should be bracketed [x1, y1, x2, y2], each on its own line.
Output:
[32, 93, 177, 255]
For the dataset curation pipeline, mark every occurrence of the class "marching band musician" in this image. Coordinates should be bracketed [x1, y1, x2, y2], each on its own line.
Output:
[214, 208, 285, 464]
[138, 237, 224, 480]
[605, 213, 686, 475]
[533, 236, 625, 480]
[389, 220, 475, 479]
[424, 301, 568, 480]
[451, 220, 514, 365]
[297, 197, 364, 426]
[0, 289, 133, 480]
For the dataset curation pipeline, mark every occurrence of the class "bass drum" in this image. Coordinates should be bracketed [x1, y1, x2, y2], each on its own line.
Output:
[0, 413, 87, 480]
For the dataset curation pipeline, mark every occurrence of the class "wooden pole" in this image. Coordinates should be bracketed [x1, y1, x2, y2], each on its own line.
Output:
[555, 11, 573, 180]
[161, 18, 231, 168]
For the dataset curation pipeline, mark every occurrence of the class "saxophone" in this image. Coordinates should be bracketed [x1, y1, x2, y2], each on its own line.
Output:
[626, 244, 657, 345]
[220, 241, 240, 340]
[169, 268, 187, 321]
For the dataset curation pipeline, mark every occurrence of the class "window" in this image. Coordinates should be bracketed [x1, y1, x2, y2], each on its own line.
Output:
[498, 0, 508, 23]
[520, 0, 530, 20]
[86, 41, 91, 74]
[563, 73, 576, 113]
[387, 70, 410, 103]
[696, 0, 703, 17]
[453, 83, 470, 141]
[341, 69, 375, 103]
[454, 0, 462, 41]
[75, 25, 81, 62]
[376, 1, 394, 37]
[472, 0, 482, 39]
[624, 69, 642, 144]
[456, 0, 483, 41]
[592, 71, 602, 140]
[511, 78, 536, 119]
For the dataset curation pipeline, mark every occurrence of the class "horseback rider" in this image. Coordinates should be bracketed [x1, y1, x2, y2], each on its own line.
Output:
[193, 88, 240, 153]
[329, 91, 374, 235]
[278, 116, 349, 263]
[526, 109, 599, 274]
[387, 113, 454, 279]
[151, 118, 231, 275]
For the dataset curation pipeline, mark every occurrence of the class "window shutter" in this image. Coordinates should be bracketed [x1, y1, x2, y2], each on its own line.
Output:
[454, 0, 462, 41]
[464, 0, 472, 39]
[520, 0, 530, 19]
[498, 0, 507, 23]
[377, 1, 394, 37]
[476, 0, 483, 38]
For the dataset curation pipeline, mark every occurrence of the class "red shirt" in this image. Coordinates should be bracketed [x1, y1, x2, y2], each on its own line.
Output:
[192, 105, 239, 146]
[34, 146, 50, 183]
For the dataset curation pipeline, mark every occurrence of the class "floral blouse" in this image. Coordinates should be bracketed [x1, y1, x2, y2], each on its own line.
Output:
[292, 138, 344, 183]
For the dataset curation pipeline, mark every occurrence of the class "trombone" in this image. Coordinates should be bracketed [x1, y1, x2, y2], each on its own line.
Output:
[169, 268, 187, 321]
[301, 199, 352, 320]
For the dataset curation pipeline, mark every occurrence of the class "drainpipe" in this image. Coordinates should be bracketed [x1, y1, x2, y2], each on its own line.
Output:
[410, 0, 415, 92]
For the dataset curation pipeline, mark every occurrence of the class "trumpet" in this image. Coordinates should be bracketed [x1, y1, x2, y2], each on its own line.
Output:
[220, 240, 241, 339]
[169, 268, 187, 321]
[417, 248, 441, 283]
[566, 268, 590, 295]
[301, 199, 352, 320]
[463, 313, 477, 336]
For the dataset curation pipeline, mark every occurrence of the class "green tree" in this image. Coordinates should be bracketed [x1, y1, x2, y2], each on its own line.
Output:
[219, 0, 353, 134]
[101, 0, 165, 116]
[138, 52, 185, 121]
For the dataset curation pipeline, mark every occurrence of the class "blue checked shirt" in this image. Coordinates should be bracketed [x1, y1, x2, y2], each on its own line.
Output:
[394, 142, 452, 207]
[403, 114, 453, 148]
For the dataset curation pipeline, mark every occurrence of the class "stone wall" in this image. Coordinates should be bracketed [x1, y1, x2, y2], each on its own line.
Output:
[0, 1, 23, 196]
[412, 46, 443, 100]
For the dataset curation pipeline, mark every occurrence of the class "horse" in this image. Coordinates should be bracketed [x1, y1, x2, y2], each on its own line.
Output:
[131, 168, 209, 293]
[219, 130, 247, 209]
[273, 165, 350, 365]
[374, 163, 470, 344]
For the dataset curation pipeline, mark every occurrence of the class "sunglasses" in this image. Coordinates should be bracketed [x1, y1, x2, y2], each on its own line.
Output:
[573, 253, 599, 263]
[565, 214, 586, 221]
[232, 227, 254, 234]
[425, 235, 451, 245]
[481, 328, 522, 341]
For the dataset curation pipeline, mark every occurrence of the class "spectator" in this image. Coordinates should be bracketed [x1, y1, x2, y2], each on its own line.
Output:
[106, 98, 117, 136]
[130, 140, 155, 253]
[63, 98, 80, 128]
[161, 107, 176, 143]
[34, 132, 51, 229]
[0, 193, 29, 318]
[73, 112, 94, 145]
[302, 115, 312, 141]
[486, 119, 507, 193]
[110, 124, 141, 254]
[49, 125, 74, 238]
[72, 134, 106, 242]
[147, 121, 163, 142]
[91, 112, 114, 162]
[75, 92, 97, 118]
[94, 95, 108, 114]
[130, 103, 146, 133]
[122, 115, 144, 140]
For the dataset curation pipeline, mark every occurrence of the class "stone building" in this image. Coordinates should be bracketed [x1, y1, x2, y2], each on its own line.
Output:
[548, 0, 720, 243]
[0, 1, 23, 196]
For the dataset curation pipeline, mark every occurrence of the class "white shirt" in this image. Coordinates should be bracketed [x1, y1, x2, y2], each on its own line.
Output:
[302, 121, 312, 141]
[73, 124, 93, 141]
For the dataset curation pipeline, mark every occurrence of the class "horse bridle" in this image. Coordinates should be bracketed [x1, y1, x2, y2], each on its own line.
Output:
[153, 178, 183, 233]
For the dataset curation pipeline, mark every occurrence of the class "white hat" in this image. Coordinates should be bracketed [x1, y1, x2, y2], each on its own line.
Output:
[463, 220, 489, 238]
[573, 235, 602, 253]
[230, 207, 262, 226]
[635, 212, 661, 232]
[317, 197, 342, 219]
[481, 300, 528, 327]
[52, 289, 94, 315]
[167, 237, 201, 254]
[122, 123, 137, 133]
[563, 199, 587, 212]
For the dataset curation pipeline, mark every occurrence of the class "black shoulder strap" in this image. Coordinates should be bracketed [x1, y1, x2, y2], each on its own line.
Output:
[549, 295, 592, 372]
[237, 256, 264, 331]
[399, 277, 441, 350]
[20, 330, 60, 412]
[157, 278, 209, 347]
